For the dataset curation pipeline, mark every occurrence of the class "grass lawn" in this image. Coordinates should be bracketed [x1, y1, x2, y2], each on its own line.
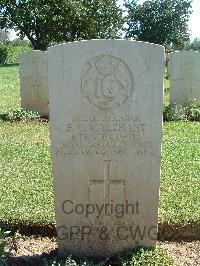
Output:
[161, 122, 200, 225]
[0, 64, 20, 113]
[1, 63, 197, 265]
[0, 65, 199, 233]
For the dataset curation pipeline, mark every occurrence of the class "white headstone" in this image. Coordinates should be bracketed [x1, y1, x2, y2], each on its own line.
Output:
[169, 51, 200, 105]
[19, 50, 49, 117]
[48, 40, 164, 258]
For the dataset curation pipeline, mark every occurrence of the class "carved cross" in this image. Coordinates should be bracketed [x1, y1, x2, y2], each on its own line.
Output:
[89, 160, 125, 203]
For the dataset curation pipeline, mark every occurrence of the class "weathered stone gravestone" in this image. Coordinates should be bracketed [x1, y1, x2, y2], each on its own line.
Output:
[19, 50, 49, 117]
[48, 40, 164, 258]
[169, 51, 200, 105]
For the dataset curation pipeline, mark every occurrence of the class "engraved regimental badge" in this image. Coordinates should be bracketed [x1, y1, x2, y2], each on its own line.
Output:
[81, 55, 134, 109]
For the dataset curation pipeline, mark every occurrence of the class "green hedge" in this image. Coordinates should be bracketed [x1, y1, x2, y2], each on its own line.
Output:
[0, 44, 32, 64]
[6, 44, 32, 63]
[0, 45, 8, 64]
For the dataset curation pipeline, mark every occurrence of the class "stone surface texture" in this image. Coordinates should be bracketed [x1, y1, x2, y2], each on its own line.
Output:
[48, 40, 164, 258]
[19, 50, 49, 116]
[169, 51, 200, 105]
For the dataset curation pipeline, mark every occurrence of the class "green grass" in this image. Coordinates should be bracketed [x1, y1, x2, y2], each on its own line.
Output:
[160, 122, 200, 225]
[0, 64, 20, 113]
[114, 246, 176, 266]
[0, 121, 54, 225]
[0, 64, 199, 230]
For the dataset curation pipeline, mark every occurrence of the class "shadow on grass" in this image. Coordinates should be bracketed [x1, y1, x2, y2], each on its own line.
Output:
[0, 63, 19, 68]
[1, 220, 200, 241]
[6, 249, 58, 266]
[0, 113, 7, 121]
[6, 249, 95, 266]
[0, 112, 49, 122]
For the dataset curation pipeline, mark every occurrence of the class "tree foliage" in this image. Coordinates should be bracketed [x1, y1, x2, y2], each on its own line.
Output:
[188, 38, 200, 51]
[11, 37, 31, 47]
[0, 0, 123, 50]
[124, 0, 192, 48]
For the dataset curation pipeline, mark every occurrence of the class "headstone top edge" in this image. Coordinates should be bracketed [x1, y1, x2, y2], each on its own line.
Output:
[19, 50, 46, 58]
[47, 39, 165, 52]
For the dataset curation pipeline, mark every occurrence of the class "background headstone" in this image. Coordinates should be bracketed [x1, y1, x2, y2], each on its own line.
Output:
[169, 51, 200, 105]
[19, 50, 49, 117]
[48, 40, 164, 258]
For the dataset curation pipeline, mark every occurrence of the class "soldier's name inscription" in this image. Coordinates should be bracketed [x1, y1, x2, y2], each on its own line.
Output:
[55, 114, 153, 156]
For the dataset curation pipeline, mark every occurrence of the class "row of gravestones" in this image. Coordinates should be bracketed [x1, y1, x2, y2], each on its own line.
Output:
[18, 40, 175, 258]
[19, 48, 200, 119]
